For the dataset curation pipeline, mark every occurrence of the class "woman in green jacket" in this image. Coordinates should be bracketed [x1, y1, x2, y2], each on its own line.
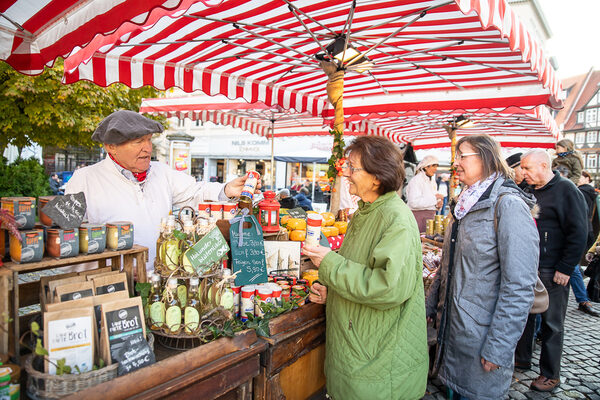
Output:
[303, 136, 428, 400]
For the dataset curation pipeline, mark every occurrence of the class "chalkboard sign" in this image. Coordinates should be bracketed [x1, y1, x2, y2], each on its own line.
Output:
[287, 207, 307, 219]
[183, 227, 229, 275]
[42, 192, 86, 229]
[114, 333, 155, 376]
[230, 215, 268, 286]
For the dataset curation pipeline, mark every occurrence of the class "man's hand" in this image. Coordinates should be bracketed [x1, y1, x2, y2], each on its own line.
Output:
[301, 244, 331, 268]
[586, 252, 596, 262]
[553, 270, 570, 286]
[481, 358, 500, 372]
[308, 282, 327, 304]
[224, 175, 262, 198]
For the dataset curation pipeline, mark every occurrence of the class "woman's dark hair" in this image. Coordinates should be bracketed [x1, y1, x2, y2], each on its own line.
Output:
[456, 134, 511, 179]
[344, 136, 405, 194]
[582, 170, 592, 181]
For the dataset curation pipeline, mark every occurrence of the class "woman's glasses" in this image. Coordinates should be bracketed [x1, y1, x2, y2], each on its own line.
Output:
[341, 161, 364, 174]
[455, 152, 479, 161]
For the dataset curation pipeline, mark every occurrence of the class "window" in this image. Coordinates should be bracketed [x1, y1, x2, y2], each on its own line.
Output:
[588, 154, 597, 169]
[587, 131, 598, 144]
[586, 108, 598, 126]
[578, 112, 585, 123]
[576, 132, 585, 144]
[178, 118, 185, 127]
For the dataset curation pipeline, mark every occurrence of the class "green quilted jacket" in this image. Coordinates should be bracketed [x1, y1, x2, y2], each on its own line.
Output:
[319, 191, 428, 400]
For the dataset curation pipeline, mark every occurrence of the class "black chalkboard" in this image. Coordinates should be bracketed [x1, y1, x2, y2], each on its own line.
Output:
[42, 192, 86, 229]
[114, 333, 155, 376]
[230, 215, 268, 286]
[287, 207, 307, 219]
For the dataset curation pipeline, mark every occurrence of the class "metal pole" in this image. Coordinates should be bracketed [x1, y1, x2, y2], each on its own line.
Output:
[270, 117, 275, 190]
[312, 161, 317, 202]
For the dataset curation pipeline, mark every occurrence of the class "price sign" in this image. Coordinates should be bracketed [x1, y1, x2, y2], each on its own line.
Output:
[114, 333, 156, 376]
[230, 215, 268, 286]
[183, 227, 229, 275]
[286, 207, 307, 219]
[42, 192, 86, 229]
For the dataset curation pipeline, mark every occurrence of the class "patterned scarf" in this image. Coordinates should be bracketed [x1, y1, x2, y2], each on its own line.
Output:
[454, 173, 497, 220]
[108, 153, 148, 182]
[557, 150, 573, 158]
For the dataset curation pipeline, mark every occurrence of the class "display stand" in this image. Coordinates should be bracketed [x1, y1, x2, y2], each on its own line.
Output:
[63, 329, 266, 400]
[4, 244, 148, 362]
[253, 303, 326, 400]
[0, 268, 12, 356]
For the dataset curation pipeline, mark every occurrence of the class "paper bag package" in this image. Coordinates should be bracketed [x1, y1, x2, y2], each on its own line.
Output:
[93, 273, 128, 296]
[47, 276, 85, 304]
[55, 281, 95, 303]
[100, 297, 146, 365]
[44, 308, 95, 374]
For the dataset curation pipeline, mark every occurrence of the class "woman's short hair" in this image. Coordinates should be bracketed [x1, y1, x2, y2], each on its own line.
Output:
[456, 134, 511, 179]
[344, 136, 405, 194]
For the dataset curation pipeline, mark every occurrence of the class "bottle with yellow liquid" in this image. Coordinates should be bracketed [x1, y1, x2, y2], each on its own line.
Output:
[155, 217, 167, 264]
[161, 217, 181, 270]
[184, 277, 201, 334]
[148, 274, 165, 331]
[164, 278, 182, 333]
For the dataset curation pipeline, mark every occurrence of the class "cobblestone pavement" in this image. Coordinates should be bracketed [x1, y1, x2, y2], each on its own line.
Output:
[424, 290, 600, 399]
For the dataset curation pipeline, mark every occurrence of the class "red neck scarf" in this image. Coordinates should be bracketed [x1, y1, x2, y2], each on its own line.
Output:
[108, 153, 148, 182]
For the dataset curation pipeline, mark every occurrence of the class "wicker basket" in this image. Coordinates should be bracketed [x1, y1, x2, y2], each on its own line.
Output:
[26, 333, 154, 399]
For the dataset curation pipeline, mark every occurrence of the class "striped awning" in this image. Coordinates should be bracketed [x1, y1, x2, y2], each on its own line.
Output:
[141, 95, 560, 147]
[0, 0, 224, 75]
[63, 0, 563, 115]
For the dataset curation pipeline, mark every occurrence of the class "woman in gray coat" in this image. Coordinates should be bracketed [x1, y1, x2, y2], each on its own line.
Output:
[426, 134, 539, 399]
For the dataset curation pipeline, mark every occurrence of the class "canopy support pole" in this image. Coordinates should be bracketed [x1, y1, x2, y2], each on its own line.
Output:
[270, 114, 275, 190]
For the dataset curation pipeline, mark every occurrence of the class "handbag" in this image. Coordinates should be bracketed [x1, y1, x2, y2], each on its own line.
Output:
[494, 193, 548, 314]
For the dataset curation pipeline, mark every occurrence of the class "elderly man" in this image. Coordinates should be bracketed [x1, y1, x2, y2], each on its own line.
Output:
[277, 188, 297, 209]
[66, 110, 255, 273]
[405, 155, 444, 232]
[515, 149, 588, 392]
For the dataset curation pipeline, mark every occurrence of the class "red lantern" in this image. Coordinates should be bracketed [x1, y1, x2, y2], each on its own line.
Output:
[258, 191, 280, 233]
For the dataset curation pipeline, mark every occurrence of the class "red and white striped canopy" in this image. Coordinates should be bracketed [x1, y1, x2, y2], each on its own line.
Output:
[64, 0, 563, 116]
[141, 95, 560, 148]
[0, 0, 221, 75]
[344, 105, 561, 149]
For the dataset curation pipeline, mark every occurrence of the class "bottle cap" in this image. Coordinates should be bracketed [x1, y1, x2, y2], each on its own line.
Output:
[183, 219, 194, 227]
[151, 273, 160, 282]
[222, 269, 231, 277]
[167, 278, 178, 288]
[190, 277, 200, 286]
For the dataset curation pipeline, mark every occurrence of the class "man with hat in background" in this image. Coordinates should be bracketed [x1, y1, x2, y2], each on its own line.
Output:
[405, 154, 444, 232]
[505, 152, 530, 191]
[66, 110, 257, 273]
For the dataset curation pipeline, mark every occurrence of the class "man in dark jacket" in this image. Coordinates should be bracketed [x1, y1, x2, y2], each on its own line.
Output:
[505, 152, 531, 191]
[515, 150, 588, 392]
[294, 187, 313, 211]
[277, 189, 297, 209]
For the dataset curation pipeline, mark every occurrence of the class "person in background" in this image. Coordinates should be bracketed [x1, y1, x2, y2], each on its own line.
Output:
[516, 149, 588, 392]
[303, 136, 428, 399]
[49, 173, 63, 195]
[552, 139, 584, 186]
[426, 134, 539, 400]
[294, 187, 313, 211]
[277, 188, 297, 209]
[572, 171, 599, 316]
[405, 155, 444, 232]
[505, 152, 530, 191]
[66, 110, 258, 273]
[436, 173, 450, 215]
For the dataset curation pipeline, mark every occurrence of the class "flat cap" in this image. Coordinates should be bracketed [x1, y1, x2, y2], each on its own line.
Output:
[92, 110, 164, 144]
[505, 152, 522, 168]
[278, 189, 290, 197]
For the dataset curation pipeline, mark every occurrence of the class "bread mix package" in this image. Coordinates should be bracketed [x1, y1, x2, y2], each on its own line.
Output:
[47, 275, 85, 304]
[78, 267, 113, 280]
[93, 273, 128, 295]
[40, 272, 78, 308]
[44, 308, 95, 374]
[45, 296, 94, 313]
[100, 297, 151, 372]
[85, 270, 120, 281]
[55, 281, 94, 303]
[92, 292, 129, 338]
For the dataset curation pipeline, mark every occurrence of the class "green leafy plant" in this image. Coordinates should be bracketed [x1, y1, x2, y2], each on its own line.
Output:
[0, 157, 51, 198]
[327, 129, 346, 182]
[135, 282, 152, 310]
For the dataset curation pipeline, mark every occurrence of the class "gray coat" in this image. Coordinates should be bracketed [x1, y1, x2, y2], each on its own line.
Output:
[425, 177, 539, 399]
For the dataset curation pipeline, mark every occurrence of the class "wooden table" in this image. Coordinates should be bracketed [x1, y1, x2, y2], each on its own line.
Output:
[4, 245, 148, 361]
[64, 329, 266, 400]
[254, 303, 326, 400]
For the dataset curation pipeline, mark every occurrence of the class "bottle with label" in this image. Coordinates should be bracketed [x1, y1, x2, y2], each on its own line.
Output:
[182, 219, 197, 274]
[219, 269, 235, 317]
[155, 217, 167, 265]
[305, 214, 323, 247]
[148, 274, 165, 331]
[184, 277, 201, 334]
[164, 278, 182, 333]
[239, 170, 260, 206]
[161, 218, 181, 270]
[177, 281, 188, 307]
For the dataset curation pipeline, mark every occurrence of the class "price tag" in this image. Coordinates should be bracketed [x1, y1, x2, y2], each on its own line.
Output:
[230, 215, 268, 286]
[42, 192, 86, 229]
[183, 227, 230, 274]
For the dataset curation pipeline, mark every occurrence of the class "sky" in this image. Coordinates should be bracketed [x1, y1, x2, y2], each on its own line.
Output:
[540, 0, 600, 79]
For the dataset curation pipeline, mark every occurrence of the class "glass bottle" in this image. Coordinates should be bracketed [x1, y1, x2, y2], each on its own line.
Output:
[219, 269, 235, 317]
[184, 277, 201, 334]
[164, 277, 182, 333]
[162, 218, 180, 270]
[182, 219, 197, 274]
[148, 274, 165, 331]
[155, 217, 167, 265]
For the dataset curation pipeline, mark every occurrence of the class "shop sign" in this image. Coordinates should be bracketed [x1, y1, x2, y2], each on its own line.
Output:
[183, 227, 230, 274]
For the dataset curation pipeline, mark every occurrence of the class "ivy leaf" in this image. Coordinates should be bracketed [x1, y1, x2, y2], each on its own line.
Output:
[135, 282, 152, 308]
[98, 358, 105, 369]
[255, 318, 271, 338]
[31, 321, 40, 336]
[173, 230, 187, 241]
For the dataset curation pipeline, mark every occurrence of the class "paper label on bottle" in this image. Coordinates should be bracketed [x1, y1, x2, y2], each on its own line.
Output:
[177, 285, 187, 306]
[184, 307, 200, 333]
[149, 302, 165, 326]
[165, 306, 182, 332]
[220, 290, 234, 310]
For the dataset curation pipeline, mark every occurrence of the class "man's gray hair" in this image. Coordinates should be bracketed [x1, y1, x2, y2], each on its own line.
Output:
[522, 149, 551, 169]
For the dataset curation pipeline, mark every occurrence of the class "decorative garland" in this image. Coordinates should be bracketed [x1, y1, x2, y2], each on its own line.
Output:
[327, 129, 346, 186]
